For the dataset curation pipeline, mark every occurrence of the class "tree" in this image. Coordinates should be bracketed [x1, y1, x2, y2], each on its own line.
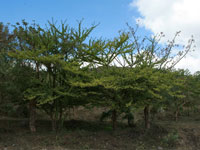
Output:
[120, 26, 195, 129]
[9, 20, 97, 131]
[72, 32, 133, 130]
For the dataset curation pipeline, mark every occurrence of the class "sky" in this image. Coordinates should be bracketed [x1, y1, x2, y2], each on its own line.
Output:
[1, 0, 141, 38]
[1, 0, 199, 73]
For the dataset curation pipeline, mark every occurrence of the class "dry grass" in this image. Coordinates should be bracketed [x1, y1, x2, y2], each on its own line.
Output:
[0, 107, 200, 150]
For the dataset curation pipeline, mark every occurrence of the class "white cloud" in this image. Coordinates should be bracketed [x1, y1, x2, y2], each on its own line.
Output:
[130, 0, 200, 73]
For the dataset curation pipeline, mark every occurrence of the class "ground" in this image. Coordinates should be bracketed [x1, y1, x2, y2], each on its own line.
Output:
[0, 107, 200, 150]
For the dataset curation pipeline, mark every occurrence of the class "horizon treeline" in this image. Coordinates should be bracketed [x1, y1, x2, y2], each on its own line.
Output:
[0, 20, 199, 132]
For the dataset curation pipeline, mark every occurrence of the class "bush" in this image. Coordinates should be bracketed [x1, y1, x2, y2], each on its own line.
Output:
[162, 130, 179, 147]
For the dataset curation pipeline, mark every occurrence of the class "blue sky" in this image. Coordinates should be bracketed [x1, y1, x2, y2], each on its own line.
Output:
[0, 0, 149, 39]
[1, 0, 199, 72]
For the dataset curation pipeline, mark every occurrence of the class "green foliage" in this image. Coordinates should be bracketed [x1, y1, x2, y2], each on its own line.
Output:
[0, 19, 198, 132]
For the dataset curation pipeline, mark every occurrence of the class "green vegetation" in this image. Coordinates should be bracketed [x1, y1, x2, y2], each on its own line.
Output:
[0, 20, 199, 149]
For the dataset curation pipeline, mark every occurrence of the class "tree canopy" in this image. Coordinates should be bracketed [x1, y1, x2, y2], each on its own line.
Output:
[0, 20, 197, 132]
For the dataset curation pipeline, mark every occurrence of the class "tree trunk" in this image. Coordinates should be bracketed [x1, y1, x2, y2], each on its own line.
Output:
[144, 105, 150, 129]
[51, 71, 58, 131]
[128, 115, 135, 128]
[50, 105, 57, 131]
[128, 116, 132, 127]
[187, 108, 190, 116]
[29, 62, 39, 133]
[175, 109, 179, 121]
[112, 109, 117, 130]
[51, 119, 57, 131]
[58, 102, 63, 130]
[29, 100, 36, 133]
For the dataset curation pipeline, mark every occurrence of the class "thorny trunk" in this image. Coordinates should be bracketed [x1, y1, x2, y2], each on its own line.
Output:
[175, 109, 179, 122]
[51, 69, 58, 131]
[187, 107, 190, 116]
[50, 105, 63, 131]
[112, 109, 117, 130]
[51, 118, 57, 131]
[50, 103, 57, 131]
[128, 116, 132, 127]
[175, 101, 186, 121]
[29, 99, 36, 133]
[29, 63, 39, 133]
[144, 105, 150, 129]
[128, 116, 135, 128]
[58, 102, 63, 129]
